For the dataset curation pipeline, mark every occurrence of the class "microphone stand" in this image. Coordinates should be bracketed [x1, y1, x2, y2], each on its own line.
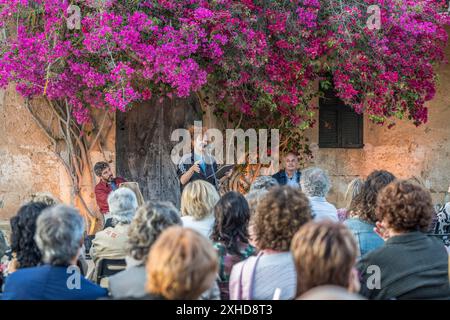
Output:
[204, 145, 219, 190]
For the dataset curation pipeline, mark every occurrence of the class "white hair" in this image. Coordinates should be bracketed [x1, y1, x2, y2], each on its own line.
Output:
[300, 167, 331, 197]
[108, 188, 138, 224]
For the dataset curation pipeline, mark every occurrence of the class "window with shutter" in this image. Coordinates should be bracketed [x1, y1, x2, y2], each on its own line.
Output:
[319, 87, 363, 148]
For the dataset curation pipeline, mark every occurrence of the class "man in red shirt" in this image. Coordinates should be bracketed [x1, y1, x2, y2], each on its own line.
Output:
[94, 162, 126, 215]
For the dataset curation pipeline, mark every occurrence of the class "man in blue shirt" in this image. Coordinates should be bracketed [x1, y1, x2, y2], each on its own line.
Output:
[272, 152, 301, 188]
[3, 205, 107, 300]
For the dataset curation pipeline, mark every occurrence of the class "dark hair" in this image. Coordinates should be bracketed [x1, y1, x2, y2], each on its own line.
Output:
[350, 170, 396, 223]
[376, 180, 433, 233]
[10, 202, 50, 268]
[211, 192, 250, 254]
[94, 161, 110, 177]
[253, 186, 312, 251]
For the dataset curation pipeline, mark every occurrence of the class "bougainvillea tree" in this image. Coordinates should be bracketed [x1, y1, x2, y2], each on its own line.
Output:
[1, 0, 448, 125]
[0, 0, 448, 211]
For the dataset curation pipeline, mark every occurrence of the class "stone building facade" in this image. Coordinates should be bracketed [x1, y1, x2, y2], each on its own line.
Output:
[1, 30, 450, 224]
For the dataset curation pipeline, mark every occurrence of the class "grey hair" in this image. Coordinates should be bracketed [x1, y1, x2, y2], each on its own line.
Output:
[34, 205, 85, 266]
[127, 201, 182, 262]
[249, 176, 279, 192]
[245, 189, 269, 215]
[108, 188, 138, 224]
[300, 167, 331, 197]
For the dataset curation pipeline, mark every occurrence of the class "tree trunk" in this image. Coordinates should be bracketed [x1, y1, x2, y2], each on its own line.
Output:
[116, 96, 202, 208]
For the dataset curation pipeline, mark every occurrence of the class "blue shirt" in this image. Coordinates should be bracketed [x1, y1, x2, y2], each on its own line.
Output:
[109, 181, 118, 191]
[286, 172, 300, 188]
[194, 153, 206, 173]
[344, 218, 384, 258]
[3, 265, 108, 300]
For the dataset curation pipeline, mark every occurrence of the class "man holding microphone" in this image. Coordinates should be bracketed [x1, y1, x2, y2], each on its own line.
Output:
[177, 125, 219, 189]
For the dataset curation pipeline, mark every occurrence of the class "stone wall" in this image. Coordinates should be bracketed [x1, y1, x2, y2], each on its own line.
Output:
[0, 86, 116, 225]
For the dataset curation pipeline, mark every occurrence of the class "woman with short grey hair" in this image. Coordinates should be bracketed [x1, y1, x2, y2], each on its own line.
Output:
[3, 205, 107, 300]
[249, 176, 278, 193]
[300, 167, 338, 222]
[108, 187, 138, 225]
[300, 167, 331, 198]
[108, 201, 182, 298]
[89, 188, 138, 280]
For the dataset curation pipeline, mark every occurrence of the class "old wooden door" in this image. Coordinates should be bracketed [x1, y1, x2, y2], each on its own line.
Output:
[116, 97, 201, 208]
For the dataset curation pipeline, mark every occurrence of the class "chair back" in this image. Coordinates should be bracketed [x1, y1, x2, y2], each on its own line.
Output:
[96, 258, 127, 285]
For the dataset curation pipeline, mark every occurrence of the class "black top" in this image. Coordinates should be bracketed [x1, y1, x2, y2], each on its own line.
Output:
[177, 153, 219, 190]
[357, 231, 450, 300]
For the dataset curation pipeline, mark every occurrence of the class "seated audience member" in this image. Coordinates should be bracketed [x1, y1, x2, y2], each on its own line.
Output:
[272, 152, 301, 188]
[7, 202, 50, 274]
[291, 221, 360, 297]
[299, 285, 365, 300]
[181, 180, 220, 238]
[89, 188, 138, 279]
[337, 178, 363, 221]
[3, 205, 107, 300]
[300, 167, 338, 222]
[249, 176, 279, 193]
[230, 186, 312, 300]
[246, 176, 278, 217]
[108, 201, 182, 298]
[357, 181, 450, 300]
[211, 192, 255, 300]
[144, 227, 218, 300]
[344, 170, 395, 258]
[28, 192, 89, 275]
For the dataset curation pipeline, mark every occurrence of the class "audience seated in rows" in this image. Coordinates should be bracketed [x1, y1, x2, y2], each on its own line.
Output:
[2, 166, 449, 301]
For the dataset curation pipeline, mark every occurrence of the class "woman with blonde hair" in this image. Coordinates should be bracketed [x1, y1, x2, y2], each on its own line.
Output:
[337, 178, 364, 221]
[181, 180, 220, 238]
[145, 226, 219, 300]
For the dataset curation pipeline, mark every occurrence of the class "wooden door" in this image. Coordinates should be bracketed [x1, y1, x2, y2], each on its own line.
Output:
[116, 97, 201, 208]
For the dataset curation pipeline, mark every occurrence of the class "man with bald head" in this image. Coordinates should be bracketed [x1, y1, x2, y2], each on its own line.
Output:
[272, 151, 301, 188]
